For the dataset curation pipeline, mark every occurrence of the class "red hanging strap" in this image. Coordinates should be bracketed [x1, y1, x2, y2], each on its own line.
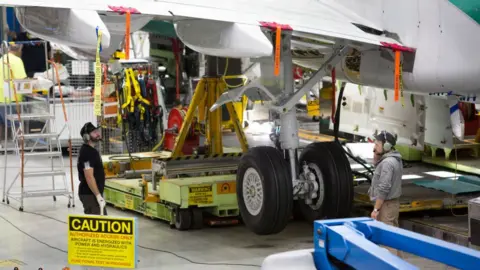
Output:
[108, 6, 141, 15]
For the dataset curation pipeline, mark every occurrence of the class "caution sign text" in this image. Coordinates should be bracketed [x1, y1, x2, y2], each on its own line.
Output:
[188, 184, 213, 205]
[68, 215, 137, 269]
[124, 194, 134, 210]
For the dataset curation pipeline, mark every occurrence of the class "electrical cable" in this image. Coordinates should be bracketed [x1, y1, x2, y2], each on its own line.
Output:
[332, 81, 374, 181]
[0, 214, 67, 254]
[0, 203, 261, 268]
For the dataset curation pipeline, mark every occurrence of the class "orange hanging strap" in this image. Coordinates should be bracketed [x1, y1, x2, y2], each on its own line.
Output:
[274, 25, 282, 76]
[394, 50, 401, 102]
[125, 10, 131, 60]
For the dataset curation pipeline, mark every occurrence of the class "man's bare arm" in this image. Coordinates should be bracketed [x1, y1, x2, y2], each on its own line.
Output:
[374, 198, 384, 211]
[84, 167, 100, 196]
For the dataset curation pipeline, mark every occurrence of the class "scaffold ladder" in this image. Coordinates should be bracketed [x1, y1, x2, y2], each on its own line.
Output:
[1, 40, 75, 211]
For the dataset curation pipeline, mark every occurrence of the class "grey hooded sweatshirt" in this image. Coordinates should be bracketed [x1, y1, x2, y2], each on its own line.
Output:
[368, 150, 403, 201]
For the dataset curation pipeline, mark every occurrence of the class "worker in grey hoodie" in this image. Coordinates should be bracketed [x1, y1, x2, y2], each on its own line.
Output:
[369, 130, 403, 226]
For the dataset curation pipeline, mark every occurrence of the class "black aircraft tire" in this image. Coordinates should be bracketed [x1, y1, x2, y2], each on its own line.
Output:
[296, 142, 353, 223]
[237, 146, 293, 235]
[175, 208, 192, 230]
[324, 142, 354, 217]
[191, 208, 204, 230]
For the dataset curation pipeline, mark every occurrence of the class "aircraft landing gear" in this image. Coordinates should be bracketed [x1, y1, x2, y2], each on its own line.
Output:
[237, 146, 293, 235]
[223, 28, 352, 235]
[294, 142, 353, 222]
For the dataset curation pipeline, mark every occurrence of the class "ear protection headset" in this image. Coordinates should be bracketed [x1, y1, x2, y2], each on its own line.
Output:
[81, 122, 94, 143]
[82, 133, 90, 143]
[382, 130, 393, 152]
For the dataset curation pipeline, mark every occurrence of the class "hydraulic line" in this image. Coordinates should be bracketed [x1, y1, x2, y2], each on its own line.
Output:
[333, 81, 374, 180]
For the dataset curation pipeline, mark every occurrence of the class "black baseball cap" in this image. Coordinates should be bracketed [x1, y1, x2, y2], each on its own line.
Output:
[80, 122, 100, 136]
[374, 130, 397, 146]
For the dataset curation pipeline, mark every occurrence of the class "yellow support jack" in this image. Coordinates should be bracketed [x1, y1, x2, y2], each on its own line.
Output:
[171, 76, 249, 157]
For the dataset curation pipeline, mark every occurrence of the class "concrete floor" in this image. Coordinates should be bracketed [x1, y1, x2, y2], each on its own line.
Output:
[0, 133, 460, 269]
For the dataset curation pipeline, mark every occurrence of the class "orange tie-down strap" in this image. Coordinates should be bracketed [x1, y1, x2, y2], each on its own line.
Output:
[259, 21, 293, 77]
[380, 42, 416, 102]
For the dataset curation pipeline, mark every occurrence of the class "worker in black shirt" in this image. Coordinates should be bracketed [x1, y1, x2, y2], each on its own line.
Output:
[77, 122, 107, 215]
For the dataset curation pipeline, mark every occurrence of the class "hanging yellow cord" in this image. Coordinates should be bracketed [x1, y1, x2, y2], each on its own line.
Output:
[222, 58, 248, 88]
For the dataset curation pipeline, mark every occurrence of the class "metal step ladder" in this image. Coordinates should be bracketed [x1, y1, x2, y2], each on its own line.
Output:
[1, 41, 74, 211]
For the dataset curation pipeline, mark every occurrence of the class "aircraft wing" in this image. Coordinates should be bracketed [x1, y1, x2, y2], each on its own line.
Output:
[3, 0, 408, 49]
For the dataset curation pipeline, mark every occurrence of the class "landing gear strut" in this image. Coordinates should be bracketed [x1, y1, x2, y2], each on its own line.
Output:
[231, 26, 353, 234]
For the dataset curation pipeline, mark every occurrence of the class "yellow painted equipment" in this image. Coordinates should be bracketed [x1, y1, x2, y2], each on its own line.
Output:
[219, 58, 249, 132]
[173, 76, 249, 157]
[112, 50, 126, 60]
[104, 60, 250, 231]
[306, 85, 334, 119]
[222, 95, 248, 132]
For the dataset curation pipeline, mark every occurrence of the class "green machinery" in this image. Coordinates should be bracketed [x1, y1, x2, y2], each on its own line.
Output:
[103, 152, 241, 230]
[103, 76, 249, 230]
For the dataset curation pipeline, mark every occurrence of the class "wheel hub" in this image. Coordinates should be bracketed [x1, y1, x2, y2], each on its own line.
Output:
[300, 163, 325, 210]
[242, 167, 264, 216]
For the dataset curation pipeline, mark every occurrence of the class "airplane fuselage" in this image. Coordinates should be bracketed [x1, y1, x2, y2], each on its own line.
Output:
[331, 0, 480, 96]
[12, 0, 480, 97]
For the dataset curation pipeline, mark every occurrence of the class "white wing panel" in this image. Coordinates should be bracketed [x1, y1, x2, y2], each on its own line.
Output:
[4, 0, 408, 49]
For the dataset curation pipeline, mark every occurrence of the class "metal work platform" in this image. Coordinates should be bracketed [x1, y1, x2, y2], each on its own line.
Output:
[423, 155, 480, 175]
[401, 215, 471, 247]
[350, 155, 480, 212]
[355, 182, 478, 212]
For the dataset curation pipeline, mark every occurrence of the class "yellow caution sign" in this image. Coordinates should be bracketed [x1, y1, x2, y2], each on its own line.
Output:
[94, 30, 103, 116]
[188, 184, 214, 205]
[68, 215, 137, 268]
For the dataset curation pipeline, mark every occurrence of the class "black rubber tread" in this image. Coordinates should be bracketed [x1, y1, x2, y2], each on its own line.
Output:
[236, 146, 293, 235]
[297, 141, 353, 222]
[324, 142, 354, 217]
[190, 208, 204, 230]
[175, 208, 192, 231]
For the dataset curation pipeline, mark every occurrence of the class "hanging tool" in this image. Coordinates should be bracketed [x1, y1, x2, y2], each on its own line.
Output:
[146, 76, 162, 142]
[137, 73, 152, 143]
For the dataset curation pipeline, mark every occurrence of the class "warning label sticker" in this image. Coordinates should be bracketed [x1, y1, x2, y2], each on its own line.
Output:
[188, 184, 213, 205]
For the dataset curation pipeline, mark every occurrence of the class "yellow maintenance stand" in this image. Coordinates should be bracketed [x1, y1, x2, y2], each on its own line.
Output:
[103, 64, 250, 230]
